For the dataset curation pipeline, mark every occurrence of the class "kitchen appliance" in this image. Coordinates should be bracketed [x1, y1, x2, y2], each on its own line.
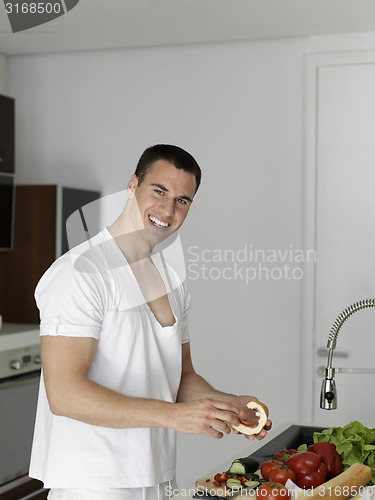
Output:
[320, 299, 375, 410]
[0, 323, 44, 495]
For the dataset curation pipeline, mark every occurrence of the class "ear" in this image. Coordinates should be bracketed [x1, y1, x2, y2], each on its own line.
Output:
[127, 175, 138, 198]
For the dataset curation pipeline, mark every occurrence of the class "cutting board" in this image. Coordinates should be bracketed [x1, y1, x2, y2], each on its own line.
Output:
[195, 475, 260, 498]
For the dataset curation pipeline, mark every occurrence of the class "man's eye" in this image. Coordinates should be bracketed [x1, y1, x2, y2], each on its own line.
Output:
[154, 189, 163, 195]
[177, 198, 187, 205]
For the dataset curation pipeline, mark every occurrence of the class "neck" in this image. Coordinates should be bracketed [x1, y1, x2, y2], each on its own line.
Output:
[108, 212, 153, 263]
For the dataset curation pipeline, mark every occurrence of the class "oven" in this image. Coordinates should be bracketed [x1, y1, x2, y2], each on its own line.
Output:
[0, 323, 48, 499]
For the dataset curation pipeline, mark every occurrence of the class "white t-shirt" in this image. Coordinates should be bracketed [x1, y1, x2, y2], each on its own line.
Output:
[29, 228, 191, 489]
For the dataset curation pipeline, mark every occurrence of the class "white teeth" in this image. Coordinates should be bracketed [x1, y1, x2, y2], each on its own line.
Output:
[149, 215, 168, 228]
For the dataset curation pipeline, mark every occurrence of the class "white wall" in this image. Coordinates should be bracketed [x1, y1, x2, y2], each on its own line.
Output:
[0, 53, 8, 95]
[9, 38, 307, 487]
[8, 33, 372, 489]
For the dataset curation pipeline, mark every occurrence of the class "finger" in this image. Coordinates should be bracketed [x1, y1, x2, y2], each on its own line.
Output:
[254, 429, 267, 440]
[207, 427, 224, 439]
[214, 409, 241, 427]
[213, 400, 243, 415]
[265, 419, 272, 431]
[244, 434, 256, 441]
[211, 419, 232, 434]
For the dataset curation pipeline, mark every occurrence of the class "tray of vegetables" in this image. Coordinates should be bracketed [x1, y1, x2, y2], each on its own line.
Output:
[194, 421, 375, 499]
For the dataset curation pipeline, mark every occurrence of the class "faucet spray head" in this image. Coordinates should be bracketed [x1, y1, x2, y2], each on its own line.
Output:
[320, 368, 337, 409]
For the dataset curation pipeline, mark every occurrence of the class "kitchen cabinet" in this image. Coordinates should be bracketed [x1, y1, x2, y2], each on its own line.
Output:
[0, 95, 15, 174]
[0, 184, 100, 324]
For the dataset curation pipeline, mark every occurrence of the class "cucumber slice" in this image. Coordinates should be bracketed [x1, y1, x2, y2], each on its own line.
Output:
[226, 478, 242, 490]
[244, 480, 260, 488]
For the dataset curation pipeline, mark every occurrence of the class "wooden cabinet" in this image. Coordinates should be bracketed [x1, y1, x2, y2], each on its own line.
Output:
[0, 95, 15, 174]
[0, 185, 56, 323]
[0, 184, 100, 323]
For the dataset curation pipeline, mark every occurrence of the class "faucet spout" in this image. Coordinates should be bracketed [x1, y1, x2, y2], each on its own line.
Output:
[320, 299, 375, 410]
[320, 372, 337, 409]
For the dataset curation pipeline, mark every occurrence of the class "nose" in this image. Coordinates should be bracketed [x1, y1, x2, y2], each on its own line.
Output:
[159, 197, 175, 218]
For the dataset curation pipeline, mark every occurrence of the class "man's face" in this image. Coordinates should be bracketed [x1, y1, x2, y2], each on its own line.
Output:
[129, 159, 197, 246]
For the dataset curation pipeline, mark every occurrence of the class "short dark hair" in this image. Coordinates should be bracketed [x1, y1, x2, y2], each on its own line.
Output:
[135, 144, 201, 193]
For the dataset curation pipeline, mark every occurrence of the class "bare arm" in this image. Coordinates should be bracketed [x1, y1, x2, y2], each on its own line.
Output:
[176, 342, 235, 403]
[177, 343, 272, 440]
[41, 335, 175, 428]
[41, 335, 243, 438]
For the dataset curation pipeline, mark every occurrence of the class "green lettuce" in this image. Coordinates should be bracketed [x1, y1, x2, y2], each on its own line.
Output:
[313, 421, 375, 485]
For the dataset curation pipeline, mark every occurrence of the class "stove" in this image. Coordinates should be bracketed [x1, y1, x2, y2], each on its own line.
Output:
[0, 323, 40, 380]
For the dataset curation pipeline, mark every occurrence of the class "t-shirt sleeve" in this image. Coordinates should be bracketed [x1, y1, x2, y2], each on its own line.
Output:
[35, 254, 104, 339]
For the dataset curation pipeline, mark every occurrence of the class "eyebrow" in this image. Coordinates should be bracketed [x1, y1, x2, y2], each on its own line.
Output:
[150, 183, 193, 203]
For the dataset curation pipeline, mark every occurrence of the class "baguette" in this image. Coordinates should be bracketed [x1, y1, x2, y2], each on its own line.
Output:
[231, 401, 269, 436]
[297, 463, 372, 499]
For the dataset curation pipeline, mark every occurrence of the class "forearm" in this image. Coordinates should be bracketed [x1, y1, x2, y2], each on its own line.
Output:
[46, 374, 243, 438]
[47, 374, 174, 429]
[176, 370, 235, 403]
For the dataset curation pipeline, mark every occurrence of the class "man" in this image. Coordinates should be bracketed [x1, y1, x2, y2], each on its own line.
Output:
[29, 145, 271, 500]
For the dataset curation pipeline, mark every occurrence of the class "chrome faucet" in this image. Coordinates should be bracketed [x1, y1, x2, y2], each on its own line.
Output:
[320, 299, 375, 410]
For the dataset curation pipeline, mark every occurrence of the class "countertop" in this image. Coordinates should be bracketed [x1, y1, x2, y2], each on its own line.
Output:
[172, 421, 321, 499]
[0, 322, 40, 351]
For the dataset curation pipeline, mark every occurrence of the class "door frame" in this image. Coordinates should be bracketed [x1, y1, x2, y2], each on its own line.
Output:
[300, 48, 375, 423]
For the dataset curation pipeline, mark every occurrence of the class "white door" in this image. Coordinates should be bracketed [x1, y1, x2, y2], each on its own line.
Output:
[302, 50, 375, 427]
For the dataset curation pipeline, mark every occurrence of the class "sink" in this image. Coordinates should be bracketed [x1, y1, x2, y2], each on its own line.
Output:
[249, 424, 325, 463]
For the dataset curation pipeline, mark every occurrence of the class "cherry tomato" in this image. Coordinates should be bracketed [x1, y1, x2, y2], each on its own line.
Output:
[272, 449, 299, 463]
[269, 465, 296, 486]
[256, 481, 290, 500]
[261, 460, 284, 480]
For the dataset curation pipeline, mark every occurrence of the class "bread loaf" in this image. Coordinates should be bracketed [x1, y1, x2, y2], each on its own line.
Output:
[300, 463, 372, 499]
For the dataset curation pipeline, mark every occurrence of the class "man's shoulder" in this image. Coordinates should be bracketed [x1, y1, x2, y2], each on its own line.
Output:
[36, 230, 110, 290]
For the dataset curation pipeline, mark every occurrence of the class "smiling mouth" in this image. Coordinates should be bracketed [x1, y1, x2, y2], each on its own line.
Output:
[149, 215, 170, 228]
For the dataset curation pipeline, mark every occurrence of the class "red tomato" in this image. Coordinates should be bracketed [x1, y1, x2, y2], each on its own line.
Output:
[269, 465, 296, 486]
[261, 460, 284, 480]
[272, 449, 299, 462]
[256, 481, 290, 500]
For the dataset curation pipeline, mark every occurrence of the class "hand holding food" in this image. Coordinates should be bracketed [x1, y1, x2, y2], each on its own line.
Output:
[230, 397, 270, 437]
[171, 398, 245, 439]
